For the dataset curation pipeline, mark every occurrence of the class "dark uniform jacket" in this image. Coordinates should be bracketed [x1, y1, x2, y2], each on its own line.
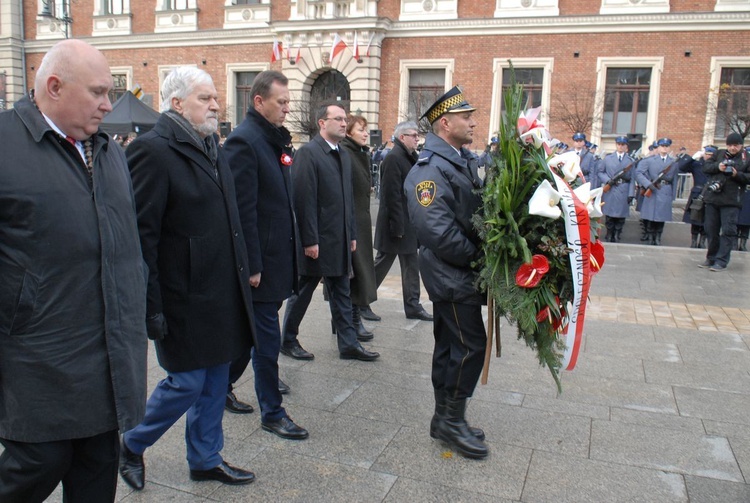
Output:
[0, 95, 148, 442]
[127, 113, 254, 373]
[223, 108, 298, 303]
[340, 136, 377, 306]
[292, 134, 356, 278]
[404, 133, 483, 306]
[375, 139, 420, 255]
[703, 149, 750, 208]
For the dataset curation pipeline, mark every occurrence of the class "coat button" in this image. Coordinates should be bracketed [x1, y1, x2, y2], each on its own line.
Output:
[239, 265, 244, 272]
[234, 230, 239, 237]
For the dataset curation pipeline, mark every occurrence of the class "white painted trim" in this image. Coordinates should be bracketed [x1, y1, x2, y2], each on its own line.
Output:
[397, 58, 454, 122]
[109, 65, 133, 92]
[488, 57, 554, 144]
[714, 0, 750, 12]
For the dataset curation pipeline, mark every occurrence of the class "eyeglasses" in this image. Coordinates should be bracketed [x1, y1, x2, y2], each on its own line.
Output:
[402, 133, 419, 139]
[324, 117, 347, 123]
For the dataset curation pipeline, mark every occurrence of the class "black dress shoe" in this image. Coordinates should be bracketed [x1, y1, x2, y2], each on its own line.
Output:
[340, 345, 380, 361]
[278, 378, 290, 395]
[190, 461, 255, 485]
[225, 391, 254, 414]
[360, 305, 381, 321]
[119, 439, 145, 490]
[406, 309, 434, 322]
[280, 343, 315, 360]
[261, 416, 309, 440]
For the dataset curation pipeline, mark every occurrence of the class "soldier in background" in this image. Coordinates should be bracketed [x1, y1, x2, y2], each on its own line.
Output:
[635, 137, 678, 246]
[597, 136, 635, 242]
[568, 132, 598, 189]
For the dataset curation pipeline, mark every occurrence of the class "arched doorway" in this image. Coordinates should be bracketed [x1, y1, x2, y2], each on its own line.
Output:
[303, 70, 351, 138]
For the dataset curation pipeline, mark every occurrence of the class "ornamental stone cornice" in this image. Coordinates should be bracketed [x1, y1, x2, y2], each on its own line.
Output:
[387, 11, 750, 36]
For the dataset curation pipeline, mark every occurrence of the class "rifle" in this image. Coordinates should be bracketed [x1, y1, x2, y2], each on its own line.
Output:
[602, 161, 634, 193]
[641, 160, 675, 198]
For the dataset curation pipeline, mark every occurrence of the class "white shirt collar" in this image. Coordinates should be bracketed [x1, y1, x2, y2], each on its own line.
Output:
[42, 113, 86, 163]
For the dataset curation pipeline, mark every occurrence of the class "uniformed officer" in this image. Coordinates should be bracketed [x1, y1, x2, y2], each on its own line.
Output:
[568, 132, 598, 189]
[597, 136, 635, 242]
[635, 137, 678, 245]
[404, 86, 488, 460]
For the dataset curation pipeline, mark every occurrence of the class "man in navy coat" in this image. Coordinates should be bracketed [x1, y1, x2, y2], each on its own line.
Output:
[223, 71, 308, 440]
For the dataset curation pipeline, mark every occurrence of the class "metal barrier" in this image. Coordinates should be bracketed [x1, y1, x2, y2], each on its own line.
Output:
[675, 173, 693, 200]
[372, 163, 381, 199]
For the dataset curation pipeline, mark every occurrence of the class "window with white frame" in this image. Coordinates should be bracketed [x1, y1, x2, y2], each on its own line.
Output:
[398, 60, 453, 129]
[488, 58, 553, 143]
[225, 63, 269, 127]
[600, 0, 669, 15]
[593, 57, 663, 147]
[704, 59, 750, 142]
[102, 0, 126, 14]
[162, 0, 191, 9]
[109, 72, 129, 104]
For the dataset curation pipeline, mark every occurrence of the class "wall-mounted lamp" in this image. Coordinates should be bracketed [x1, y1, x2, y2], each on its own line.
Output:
[142, 61, 148, 67]
[684, 51, 692, 57]
[201, 59, 207, 65]
[573, 51, 580, 58]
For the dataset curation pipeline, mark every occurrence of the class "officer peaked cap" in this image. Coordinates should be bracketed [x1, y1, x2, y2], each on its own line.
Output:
[615, 136, 629, 144]
[421, 86, 476, 124]
[657, 137, 672, 147]
[572, 132, 586, 141]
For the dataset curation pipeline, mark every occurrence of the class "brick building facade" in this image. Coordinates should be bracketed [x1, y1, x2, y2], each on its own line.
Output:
[1, 1, 749, 152]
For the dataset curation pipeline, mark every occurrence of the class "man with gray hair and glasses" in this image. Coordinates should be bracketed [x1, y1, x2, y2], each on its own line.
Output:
[371, 121, 433, 322]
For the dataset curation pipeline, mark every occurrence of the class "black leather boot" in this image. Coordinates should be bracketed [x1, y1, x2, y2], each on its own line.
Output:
[430, 390, 484, 440]
[352, 305, 373, 341]
[640, 220, 649, 241]
[654, 230, 662, 246]
[740, 238, 748, 252]
[437, 397, 489, 459]
[699, 234, 706, 248]
[690, 234, 699, 248]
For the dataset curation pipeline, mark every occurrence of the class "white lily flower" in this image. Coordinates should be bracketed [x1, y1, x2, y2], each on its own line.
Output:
[547, 151, 581, 183]
[529, 179, 562, 219]
[520, 127, 549, 149]
[587, 187, 604, 218]
[572, 182, 591, 205]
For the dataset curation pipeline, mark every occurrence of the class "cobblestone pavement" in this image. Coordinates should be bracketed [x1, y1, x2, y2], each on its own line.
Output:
[36, 222, 750, 502]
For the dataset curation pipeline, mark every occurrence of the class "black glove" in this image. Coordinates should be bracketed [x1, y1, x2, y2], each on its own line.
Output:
[146, 313, 168, 341]
[628, 196, 635, 205]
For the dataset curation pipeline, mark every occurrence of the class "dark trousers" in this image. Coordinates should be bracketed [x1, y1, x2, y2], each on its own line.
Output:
[704, 203, 739, 267]
[123, 364, 229, 471]
[0, 429, 119, 503]
[282, 275, 359, 353]
[229, 301, 286, 423]
[374, 250, 423, 315]
[432, 301, 487, 400]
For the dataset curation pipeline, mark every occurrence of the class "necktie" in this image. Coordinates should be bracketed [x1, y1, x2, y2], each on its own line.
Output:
[618, 155, 622, 162]
[662, 157, 666, 163]
[65, 135, 76, 146]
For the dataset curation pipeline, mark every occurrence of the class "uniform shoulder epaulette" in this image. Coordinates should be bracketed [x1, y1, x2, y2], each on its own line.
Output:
[416, 151, 433, 165]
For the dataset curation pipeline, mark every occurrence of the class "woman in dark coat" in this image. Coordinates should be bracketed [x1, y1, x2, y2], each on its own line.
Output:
[340, 115, 377, 339]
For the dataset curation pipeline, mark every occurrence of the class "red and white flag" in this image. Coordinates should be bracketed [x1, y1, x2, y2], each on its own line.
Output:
[365, 33, 375, 57]
[353, 32, 360, 61]
[329, 33, 347, 63]
[271, 39, 282, 63]
[294, 45, 301, 64]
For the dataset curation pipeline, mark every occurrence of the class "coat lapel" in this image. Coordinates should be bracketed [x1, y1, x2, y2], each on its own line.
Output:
[157, 117, 222, 190]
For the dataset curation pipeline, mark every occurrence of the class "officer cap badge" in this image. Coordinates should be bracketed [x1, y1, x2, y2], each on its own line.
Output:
[421, 86, 476, 125]
[657, 137, 672, 147]
[615, 136, 629, 144]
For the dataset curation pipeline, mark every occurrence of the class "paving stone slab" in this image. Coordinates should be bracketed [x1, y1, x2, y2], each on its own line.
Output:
[277, 371, 366, 413]
[725, 434, 750, 484]
[643, 360, 750, 394]
[382, 477, 511, 503]
[246, 408, 401, 470]
[684, 475, 750, 503]
[558, 372, 678, 414]
[371, 425, 531, 501]
[569, 352, 646, 382]
[470, 400, 592, 458]
[118, 482, 215, 502]
[652, 326, 747, 348]
[209, 449, 397, 503]
[522, 450, 687, 502]
[590, 420, 743, 482]
[522, 394, 611, 420]
[609, 407, 705, 434]
[334, 380, 435, 425]
[677, 343, 750, 367]
[674, 386, 750, 425]
[584, 337, 681, 363]
[703, 420, 750, 440]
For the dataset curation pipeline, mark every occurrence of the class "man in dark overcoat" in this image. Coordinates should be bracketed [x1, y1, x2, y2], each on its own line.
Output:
[680, 146, 714, 248]
[281, 103, 379, 362]
[404, 86, 488, 460]
[118, 67, 256, 490]
[223, 70, 308, 440]
[597, 135, 636, 242]
[373, 120, 432, 321]
[0, 40, 148, 502]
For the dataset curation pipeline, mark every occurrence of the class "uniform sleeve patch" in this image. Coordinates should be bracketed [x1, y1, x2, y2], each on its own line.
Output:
[416, 181, 437, 207]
